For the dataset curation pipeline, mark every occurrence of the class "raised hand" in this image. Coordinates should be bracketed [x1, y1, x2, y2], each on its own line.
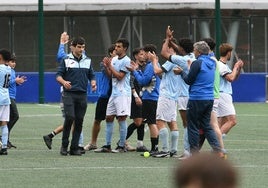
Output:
[166, 25, 174, 40]
[60, 32, 69, 44]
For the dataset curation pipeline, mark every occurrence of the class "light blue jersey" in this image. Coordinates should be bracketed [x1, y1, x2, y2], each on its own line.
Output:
[218, 61, 233, 95]
[0, 64, 11, 105]
[170, 53, 196, 97]
[110, 55, 131, 97]
[160, 61, 180, 100]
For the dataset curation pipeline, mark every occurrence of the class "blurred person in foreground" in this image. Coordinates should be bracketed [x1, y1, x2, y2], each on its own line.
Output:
[174, 152, 238, 188]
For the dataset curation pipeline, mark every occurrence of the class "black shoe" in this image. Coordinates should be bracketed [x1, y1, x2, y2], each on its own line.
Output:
[69, 149, 82, 156]
[7, 141, 17, 149]
[136, 145, 149, 152]
[78, 147, 86, 154]
[43, 135, 52, 150]
[60, 147, 68, 156]
[94, 145, 111, 153]
[153, 151, 170, 158]
[0, 148, 8, 155]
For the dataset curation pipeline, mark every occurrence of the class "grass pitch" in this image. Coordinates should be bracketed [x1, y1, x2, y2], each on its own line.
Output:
[0, 103, 267, 188]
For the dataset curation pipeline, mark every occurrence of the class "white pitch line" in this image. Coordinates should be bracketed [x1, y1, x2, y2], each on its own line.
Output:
[0, 166, 169, 171]
[0, 164, 267, 172]
[237, 114, 268, 117]
[21, 114, 62, 117]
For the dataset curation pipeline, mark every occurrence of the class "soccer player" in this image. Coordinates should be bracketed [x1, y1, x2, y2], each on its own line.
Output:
[56, 36, 96, 156]
[83, 44, 116, 151]
[124, 47, 148, 152]
[161, 26, 195, 158]
[218, 43, 244, 136]
[0, 49, 12, 155]
[127, 44, 161, 155]
[94, 38, 131, 153]
[7, 54, 27, 149]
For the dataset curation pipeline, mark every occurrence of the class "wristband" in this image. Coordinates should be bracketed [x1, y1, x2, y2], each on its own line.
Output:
[133, 92, 139, 98]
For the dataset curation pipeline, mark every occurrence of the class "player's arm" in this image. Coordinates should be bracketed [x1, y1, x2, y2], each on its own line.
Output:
[56, 59, 71, 89]
[224, 60, 244, 82]
[180, 60, 201, 85]
[161, 26, 174, 60]
[132, 88, 142, 106]
[148, 51, 163, 75]
[56, 32, 69, 63]
[88, 65, 97, 91]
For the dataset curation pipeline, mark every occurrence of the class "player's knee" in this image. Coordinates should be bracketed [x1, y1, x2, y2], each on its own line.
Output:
[230, 117, 237, 127]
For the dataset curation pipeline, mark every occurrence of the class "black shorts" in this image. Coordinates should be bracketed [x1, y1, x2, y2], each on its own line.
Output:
[94, 97, 109, 121]
[130, 97, 142, 119]
[142, 99, 157, 125]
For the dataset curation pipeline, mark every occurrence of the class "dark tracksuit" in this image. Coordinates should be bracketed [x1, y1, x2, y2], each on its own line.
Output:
[180, 54, 221, 154]
[56, 53, 95, 151]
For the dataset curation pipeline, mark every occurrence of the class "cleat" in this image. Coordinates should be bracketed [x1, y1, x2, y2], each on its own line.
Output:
[7, 141, 17, 149]
[152, 151, 170, 158]
[136, 145, 149, 152]
[84, 143, 97, 151]
[112, 146, 126, 153]
[94, 145, 111, 153]
[178, 153, 190, 160]
[43, 135, 52, 150]
[125, 143, 136, 151]
[170, 150, 179, 158]
[0, 148, 8, 155]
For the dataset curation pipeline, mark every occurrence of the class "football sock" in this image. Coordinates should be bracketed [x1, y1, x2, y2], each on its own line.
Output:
[159, 128, 169, 152]
[137, 140, 143, 147]
[126, 122, 137, 140]
[170, 130, 179, 152]
[48, 131, 56, 138]
[1, 125, 9, 149]
[137, 124, 145, 141]
[118, 120, 127, 147]
[78, 131, 83, 147]
[105, 121, 114, 146]
[150, 137, 158, 151]
[183, 128, 190, 153]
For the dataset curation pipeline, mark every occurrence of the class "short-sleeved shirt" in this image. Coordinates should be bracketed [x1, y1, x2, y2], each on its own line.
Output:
[110, 55, 131, 97]
[170, 53, 196, 97]
[218, 61, 232, 95]
[160, 61, 181, 100]
[0, 64, 11, 105]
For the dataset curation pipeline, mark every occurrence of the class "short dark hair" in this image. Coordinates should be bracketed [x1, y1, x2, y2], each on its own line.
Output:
[10, 53, 16, 61]
[71, 37, 86, 46]
[143, 44, 157, 53]
[116, 38, 129, 50]
[132, 47, 143, 60]
[201, 38, 216, 51]
[108, 44, 115, 56]
[0, 49, 11, 61]
[178, 38, 194, 54]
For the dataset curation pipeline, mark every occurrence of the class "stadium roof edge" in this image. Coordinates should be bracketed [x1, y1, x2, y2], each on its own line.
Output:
[0, 0, 268, 12]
